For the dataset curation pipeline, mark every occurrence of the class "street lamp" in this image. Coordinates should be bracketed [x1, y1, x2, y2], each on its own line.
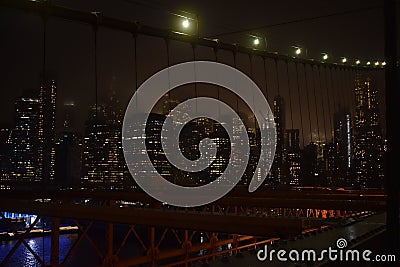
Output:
[182, 18, 189, 29]
[341, 57, 347, 63]
[321, 53, 328, 60]
[355, 59, 361, 65]
[366, 61, 371, 66]
[253, 38, 260, 46]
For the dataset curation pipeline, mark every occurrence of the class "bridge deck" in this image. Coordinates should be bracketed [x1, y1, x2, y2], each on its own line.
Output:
[206, 212, 387, 267]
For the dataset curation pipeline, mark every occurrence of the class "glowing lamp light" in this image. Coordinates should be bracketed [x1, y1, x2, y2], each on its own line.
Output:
[366, 61, 371, 65]
[322, 54, 328, 60]
[295, 47, 302, 55]
[341, 57, 347, 63]
[355, 60, 361, 65]
[182, 19, 189, 28]
[253, 38, 260, 45]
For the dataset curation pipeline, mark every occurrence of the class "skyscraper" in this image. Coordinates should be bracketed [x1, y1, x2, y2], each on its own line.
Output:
[333, 110, 352, 187]
[8, 95, 40, 182]
[0, 126, 12, 187]
[353, 74, 384, 188]
[82, 89, 129, 188]
[270, 95, 285, 185]
[285, 129, 301, 185]
[37, 79, 57, 183]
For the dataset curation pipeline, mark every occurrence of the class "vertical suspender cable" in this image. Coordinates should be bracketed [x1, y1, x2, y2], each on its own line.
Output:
[346, 68, 355, 119]
[311, 65, 321, 143]
[324, 67, 334, 142]
[274, 59, 281, 97]
[249, 55, 257, 132]
[133, 35, 138, 108]
[337, 67, 347, 112]
[214, 48, 220, 115]
[303, 63, 313, 144]
[285, 61, 294, 130]
[165, 39, 171, 111]
[93, 23, 99, 122]
[192, 44, 198, 114]
[328, 67, 337, 119]
[262, 57, 270, 104]
[233, 51, 239, 112]
[134, 36, 138, 89]
[295, 63, 305, 148]
[317, 65, 328, 144]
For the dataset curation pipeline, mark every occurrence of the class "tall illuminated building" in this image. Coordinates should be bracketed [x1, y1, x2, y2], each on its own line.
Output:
[333, 110, 352, 187]
[177, 117, 230, 185]
[270, 95, 285, 185]
[0, 126, 12, 187]
[353, 75, 384, 188]
[8, 95, 40, 182]
[285, 129, 301, 185]
[323, 142, 337, 187]
[36, 79, 57, 183]
[82, 90, 129, 188]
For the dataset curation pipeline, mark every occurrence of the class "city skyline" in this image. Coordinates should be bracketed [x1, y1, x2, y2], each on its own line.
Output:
[0, 73, 385, 189]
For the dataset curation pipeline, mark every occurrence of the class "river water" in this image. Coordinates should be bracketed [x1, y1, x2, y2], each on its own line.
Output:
[0, 225, 206, 266]
[0, 226, 146, 267]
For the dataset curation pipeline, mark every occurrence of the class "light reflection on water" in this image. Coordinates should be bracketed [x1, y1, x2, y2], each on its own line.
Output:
[0, 228, 201, 266]
[0, 234, 78, 267]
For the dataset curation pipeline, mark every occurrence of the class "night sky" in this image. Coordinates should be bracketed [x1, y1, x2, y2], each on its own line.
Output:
[0, 0, 396, 143]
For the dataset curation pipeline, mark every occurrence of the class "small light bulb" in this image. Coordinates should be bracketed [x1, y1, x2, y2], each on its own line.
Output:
[322, 54, 328, 60]
[182, 19, 189, 28]
[341, 57, 347, 63]
[355, 60, 361, 65]
[253, 38, 260, 45]
[295, 48, 301, 55]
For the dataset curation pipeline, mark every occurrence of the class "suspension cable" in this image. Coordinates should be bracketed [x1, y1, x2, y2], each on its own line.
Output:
[214, 48, 221, 115]
[94, 25, 98, 121]
[249, 54, 257, 132]
[285, 61, 294, 130]
[262, 57, 270, 104]
[317, 65, 328, 144]
[233, 51, 239, 112]
[274, 59, 281, 97]
[328, 66, 337, 121]
[133, 35, 138, 108]
[323, 66, 334, 142]
[303, 63, 313, 144]
[192, 44, 198, 114]
[165, 39, 171, 112]
[346, 68, 355, 119]
[311, 65, 321, 143]
[337, 67, 346, 112]
[295, 63, 306, 148]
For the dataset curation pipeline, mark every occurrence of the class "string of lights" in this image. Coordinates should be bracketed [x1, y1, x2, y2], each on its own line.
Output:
[118, 0, 386, 67]
[1, 0, 387, 68]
